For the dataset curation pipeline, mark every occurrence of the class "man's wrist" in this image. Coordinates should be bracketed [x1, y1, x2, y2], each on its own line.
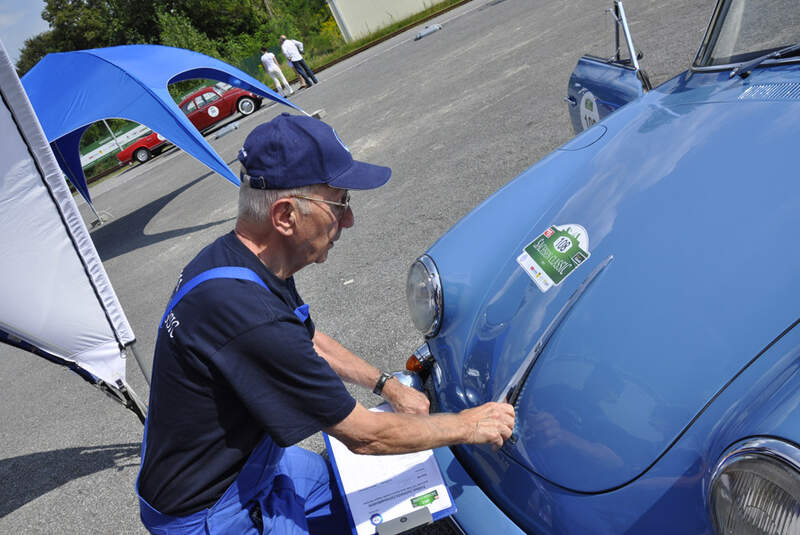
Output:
[372, 371, 395, 396]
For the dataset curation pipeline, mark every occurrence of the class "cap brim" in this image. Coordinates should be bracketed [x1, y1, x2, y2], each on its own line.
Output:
[327, 160, 391, 190]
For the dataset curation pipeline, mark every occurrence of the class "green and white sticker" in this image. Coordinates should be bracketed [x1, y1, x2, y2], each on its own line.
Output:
[580, 91, 599, 131]
[517, 224, 591, 292]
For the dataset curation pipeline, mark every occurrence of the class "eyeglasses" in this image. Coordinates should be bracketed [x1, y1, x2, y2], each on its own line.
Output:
[290, 192, 351, 219]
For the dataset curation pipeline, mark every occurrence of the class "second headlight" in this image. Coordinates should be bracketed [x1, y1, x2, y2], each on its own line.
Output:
[709, 438, 800, 534]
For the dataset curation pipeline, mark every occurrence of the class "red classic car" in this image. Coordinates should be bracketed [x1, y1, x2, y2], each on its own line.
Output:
[116, 131, 169, 164]
[178, 84, 263, 132]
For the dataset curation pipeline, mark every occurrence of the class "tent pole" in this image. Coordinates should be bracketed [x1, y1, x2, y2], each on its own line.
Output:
[102, 119, 123, 152]
[127, 342, 151, 387]
[115, 379, 147, 424]
[87, 200, 105, 226]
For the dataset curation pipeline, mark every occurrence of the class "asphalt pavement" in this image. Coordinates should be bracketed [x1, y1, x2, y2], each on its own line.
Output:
[0, 0, 714, 533]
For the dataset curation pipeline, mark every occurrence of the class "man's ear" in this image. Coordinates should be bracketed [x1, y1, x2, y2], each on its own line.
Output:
[271, 198, 297, 236]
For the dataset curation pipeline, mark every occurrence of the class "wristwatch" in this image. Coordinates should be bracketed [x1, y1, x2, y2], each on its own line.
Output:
[372, 371, 394, 396]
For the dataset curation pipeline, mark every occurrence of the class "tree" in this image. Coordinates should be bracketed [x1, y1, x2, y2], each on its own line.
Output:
[270, 0, 330, 38]
[161, 0, 263, 41]
[17, 0, 162, 74]
[156, 9, 219, 58]
[41, 0, 113, 51]
[16, 31, 59, 76]
[105, 0, 161, 44]
[15, 0, 335, 76]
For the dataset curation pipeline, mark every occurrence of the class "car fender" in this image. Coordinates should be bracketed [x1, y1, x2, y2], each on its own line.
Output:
[424, 119, 616, 411]
[442, 320, 800, 535]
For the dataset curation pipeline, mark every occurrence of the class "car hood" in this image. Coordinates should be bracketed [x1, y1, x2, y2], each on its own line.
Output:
[426, 69, 800, 492]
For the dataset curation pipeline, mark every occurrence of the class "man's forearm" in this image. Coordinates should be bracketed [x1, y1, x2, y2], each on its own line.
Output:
[328, 406, 471, 455]
[313, 331, 430, 415]
[326, 401, 515, 455]
[313, 331, 382, 390]
[352, 412, 472, 454]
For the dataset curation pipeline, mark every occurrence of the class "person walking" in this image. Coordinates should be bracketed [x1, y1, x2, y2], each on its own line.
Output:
[280, 35, 318, 87]
[288, 59, 309, 89]
[261, 47, 293, 97]
[136, 113, 515, 535]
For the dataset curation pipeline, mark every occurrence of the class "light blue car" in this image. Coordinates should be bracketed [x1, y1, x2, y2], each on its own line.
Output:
[405, 0, 800, 533]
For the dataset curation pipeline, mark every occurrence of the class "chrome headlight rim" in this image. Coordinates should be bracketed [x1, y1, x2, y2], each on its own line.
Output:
[406, 255, 443, 338]
[709, 437, 800, 534]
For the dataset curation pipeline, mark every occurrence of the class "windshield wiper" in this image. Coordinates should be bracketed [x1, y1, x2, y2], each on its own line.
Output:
[730, 42, 800, 79]
[497, 255, 614, 406]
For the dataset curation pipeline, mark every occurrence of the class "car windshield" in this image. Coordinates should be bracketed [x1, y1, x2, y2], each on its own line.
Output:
[699, 0, 800, 66]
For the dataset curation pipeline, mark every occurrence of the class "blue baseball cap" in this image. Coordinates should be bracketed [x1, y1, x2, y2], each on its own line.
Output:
[237, 113, 391, 190]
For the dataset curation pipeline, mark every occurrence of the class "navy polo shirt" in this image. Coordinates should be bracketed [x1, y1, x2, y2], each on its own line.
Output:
[138, 231, 356, 516]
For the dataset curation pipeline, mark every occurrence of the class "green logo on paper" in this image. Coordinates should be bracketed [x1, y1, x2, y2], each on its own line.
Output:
[410, 490, 439, 508]
[517, 224, 591, 292]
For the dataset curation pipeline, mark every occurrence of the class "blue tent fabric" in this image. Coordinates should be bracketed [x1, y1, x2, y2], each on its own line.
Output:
[51, 126, 93, 202]
[21, 44, 304, 205]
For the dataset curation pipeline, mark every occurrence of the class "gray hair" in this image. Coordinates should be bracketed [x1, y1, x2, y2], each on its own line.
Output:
[238, 172, 320, 224]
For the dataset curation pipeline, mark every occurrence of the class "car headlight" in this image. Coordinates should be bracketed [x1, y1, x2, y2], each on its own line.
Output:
[406, 255, 443, 338]
[709, 438, 800, 534]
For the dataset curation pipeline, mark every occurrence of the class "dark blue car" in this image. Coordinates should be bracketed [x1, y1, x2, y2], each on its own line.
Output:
[405, 0, 800, 533]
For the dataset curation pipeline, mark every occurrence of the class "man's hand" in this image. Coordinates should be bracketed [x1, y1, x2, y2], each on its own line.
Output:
[460, 402, 515, 450]
[382, 378, 430, 415]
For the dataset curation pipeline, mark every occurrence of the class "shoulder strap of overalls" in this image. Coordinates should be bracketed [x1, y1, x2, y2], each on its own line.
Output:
[159, 266, 309, 325]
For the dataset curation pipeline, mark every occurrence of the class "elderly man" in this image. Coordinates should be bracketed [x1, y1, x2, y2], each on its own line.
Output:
[280, 35, 317, 87]
[137, 113, 515, 534]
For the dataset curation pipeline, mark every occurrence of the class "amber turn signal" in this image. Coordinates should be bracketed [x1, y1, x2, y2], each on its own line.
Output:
[406, 355, 424, 372]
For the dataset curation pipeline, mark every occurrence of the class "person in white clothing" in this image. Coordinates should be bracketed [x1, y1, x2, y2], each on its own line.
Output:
[280, 35, 318, 87]
[260, 47, 294, 97]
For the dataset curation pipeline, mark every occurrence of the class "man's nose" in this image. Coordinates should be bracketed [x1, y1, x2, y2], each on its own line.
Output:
[339, 206, 354, 228]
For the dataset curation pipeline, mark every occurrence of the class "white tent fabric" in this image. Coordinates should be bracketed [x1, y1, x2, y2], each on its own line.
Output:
[0, 40, 134, 385]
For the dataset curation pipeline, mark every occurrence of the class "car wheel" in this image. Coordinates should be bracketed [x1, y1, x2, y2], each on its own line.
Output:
[134, 148, 150, 163]
[237, 97, 256, 116]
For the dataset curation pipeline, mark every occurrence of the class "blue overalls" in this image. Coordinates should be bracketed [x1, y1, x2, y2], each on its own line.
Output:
[138, 267, 347, 535]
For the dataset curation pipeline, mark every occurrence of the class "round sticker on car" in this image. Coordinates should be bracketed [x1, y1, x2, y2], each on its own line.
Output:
[208, 106, 219, 118]
[580, 91, 600, 131]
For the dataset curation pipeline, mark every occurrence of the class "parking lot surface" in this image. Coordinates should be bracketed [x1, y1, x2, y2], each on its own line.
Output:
[0, 0, 713, 532]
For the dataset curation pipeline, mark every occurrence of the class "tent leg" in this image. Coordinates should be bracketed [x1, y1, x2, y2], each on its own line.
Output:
[127, 343, 150, 386]
[115, 379, 147, 425]
[87, 202, 105, 227]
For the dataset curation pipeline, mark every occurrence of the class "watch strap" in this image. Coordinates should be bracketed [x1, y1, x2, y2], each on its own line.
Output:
[373, 371, 394, 396]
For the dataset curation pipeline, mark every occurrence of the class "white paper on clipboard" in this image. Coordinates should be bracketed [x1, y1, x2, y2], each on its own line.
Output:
[323, 404, 456, 535]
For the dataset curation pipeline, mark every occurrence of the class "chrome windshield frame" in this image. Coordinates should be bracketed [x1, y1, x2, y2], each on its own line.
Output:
[615, 1, 641, 72]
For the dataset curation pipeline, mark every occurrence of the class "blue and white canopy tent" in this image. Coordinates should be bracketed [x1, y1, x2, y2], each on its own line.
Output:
[3, 42, 304, 421]
[21, 44, 304, 210]
[0, 41, 147, 420]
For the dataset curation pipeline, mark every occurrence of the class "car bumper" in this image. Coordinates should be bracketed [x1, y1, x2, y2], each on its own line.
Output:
[434, 446, 526, 534]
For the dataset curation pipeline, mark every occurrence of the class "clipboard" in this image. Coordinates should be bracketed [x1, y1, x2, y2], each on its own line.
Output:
[323, 404, 457, 535]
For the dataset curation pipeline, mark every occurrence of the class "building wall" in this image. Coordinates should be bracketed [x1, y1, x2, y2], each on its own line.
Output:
[327, 0, 434, 42]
